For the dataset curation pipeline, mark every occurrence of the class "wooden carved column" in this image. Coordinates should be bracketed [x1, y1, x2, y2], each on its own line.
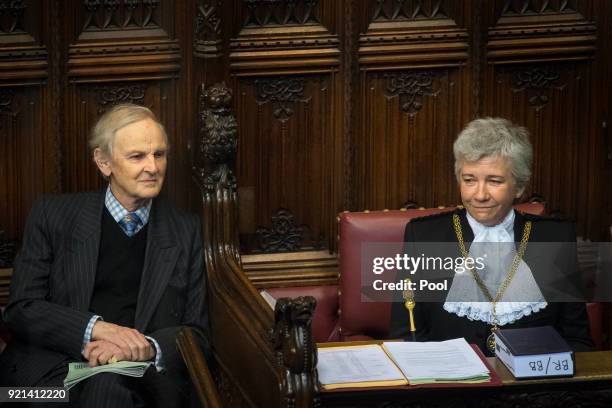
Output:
[193, 81, 320, 407]
[272, 296, 320, 408]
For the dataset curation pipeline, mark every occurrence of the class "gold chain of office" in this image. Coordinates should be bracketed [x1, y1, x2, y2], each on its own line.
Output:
[452, 214, 532, 353]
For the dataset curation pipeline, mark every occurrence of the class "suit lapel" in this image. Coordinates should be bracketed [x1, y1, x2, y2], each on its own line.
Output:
[67, 192, 104, 311]
[134, 198, 179, 332]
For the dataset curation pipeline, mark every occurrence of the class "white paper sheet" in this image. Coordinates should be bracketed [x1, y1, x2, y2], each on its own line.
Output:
[382, 338, 489, 382]
[317, 345, 405, 385]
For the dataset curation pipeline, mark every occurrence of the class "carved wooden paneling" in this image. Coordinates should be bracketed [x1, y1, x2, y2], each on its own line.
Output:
[0, 229, 15, 268]
[58, 1, 196, 214]
[358, 0, 469, 70]
[0, 86, 53, 244]
[354, 68, 465, 211]
[480, 0, 605, 239]
[0, 0, 48, 85]
[603, 0, 612, 237]
[486, 0, 597, 64]
[228, 0, 340, 76]
[483, 62, 603, 238]
[194, 0, 222, 58]
[236, 74, 343, 254]
[1, 0, 611, 288]
[68, 0, 180, 83]
[353, 1, 471, 213]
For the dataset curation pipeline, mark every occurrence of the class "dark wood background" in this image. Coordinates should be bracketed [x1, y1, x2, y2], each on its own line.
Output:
[1, 0, 611, 288]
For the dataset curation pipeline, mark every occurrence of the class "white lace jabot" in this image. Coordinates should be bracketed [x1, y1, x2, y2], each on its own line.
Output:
[443, 209, 547, 325]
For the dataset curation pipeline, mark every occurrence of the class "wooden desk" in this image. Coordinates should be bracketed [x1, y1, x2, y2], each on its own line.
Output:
[318, 344, 612, 408]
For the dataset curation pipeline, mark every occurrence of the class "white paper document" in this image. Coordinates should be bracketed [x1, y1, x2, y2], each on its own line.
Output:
[317, 344, 406, 387]
[382, 338, 490, 384]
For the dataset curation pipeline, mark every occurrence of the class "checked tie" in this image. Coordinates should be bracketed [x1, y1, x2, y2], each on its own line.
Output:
[120, 212, 142, 237]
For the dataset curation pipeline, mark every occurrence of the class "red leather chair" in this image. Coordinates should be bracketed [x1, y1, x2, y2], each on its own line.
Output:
[338, 207, 452, 341]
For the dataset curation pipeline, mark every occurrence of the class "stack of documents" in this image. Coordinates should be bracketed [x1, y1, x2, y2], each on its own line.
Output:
[317, 338, 490, 389]
[383, 339, 490, 384]
[63, 361, 152, 390]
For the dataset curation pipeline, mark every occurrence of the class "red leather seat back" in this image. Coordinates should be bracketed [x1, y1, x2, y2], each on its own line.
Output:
[338, 208, 452, 340]
[338, 202, 546, 340]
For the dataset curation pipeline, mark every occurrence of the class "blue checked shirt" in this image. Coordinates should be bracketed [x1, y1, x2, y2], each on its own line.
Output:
[81, 186, 163, 372]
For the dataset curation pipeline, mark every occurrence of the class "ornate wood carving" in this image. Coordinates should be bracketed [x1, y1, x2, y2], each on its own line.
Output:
[243, 0, 319, 26]
[372, 0, 447, 21]
[191, 80, 295, 407]
[194, 82, 238, 193]
[211, 362, 251, 407]
[194, 0, 222, 58]
[342, 0, 356, 211]
[384, 70, 441, 115]
[0, 0, 47, 85]
[67, 41, 180, 82]
[229, 0, 339, 76]
[359, 0, 468, 70]
[0, 88, 17, 130]
[94, 83, 147, 113]
[0, 0, 26, 34]
[510, 64, 565, 110]
[271, 296, 320, 408]
[255, 209, 306, 253]
[0, 88, 14, 113]
[501, 0, 577, 15]
[254, 77, 311, 122]
[486, 0, 596, 64]
[0, 229, 15, 268]
[68, 0, 179, 82]
[83, 0, 161, 31]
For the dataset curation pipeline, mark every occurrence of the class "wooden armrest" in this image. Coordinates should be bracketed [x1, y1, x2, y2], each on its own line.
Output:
[177, 327, 222, 408]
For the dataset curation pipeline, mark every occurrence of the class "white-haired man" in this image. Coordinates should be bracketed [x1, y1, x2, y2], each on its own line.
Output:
[0, 104, 209, 407]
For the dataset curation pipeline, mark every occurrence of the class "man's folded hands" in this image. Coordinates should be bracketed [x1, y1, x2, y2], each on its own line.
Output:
[87, 321, 155, 366]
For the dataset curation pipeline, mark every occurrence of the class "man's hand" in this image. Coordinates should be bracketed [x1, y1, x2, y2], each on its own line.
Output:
[91, 321, 155, 362]
[83, 340, 127, 367]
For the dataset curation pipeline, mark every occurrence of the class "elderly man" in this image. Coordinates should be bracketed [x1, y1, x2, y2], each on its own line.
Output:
[0, 104, 209, 407]
[389, 117, 592, 355]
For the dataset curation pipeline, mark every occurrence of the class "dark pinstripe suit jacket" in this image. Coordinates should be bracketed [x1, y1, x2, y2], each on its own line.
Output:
[0, 191, 209, 386]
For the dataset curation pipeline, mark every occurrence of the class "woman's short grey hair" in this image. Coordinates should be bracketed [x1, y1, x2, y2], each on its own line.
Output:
[453, 117, 533, 189]
[89, 103, 167, 157]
